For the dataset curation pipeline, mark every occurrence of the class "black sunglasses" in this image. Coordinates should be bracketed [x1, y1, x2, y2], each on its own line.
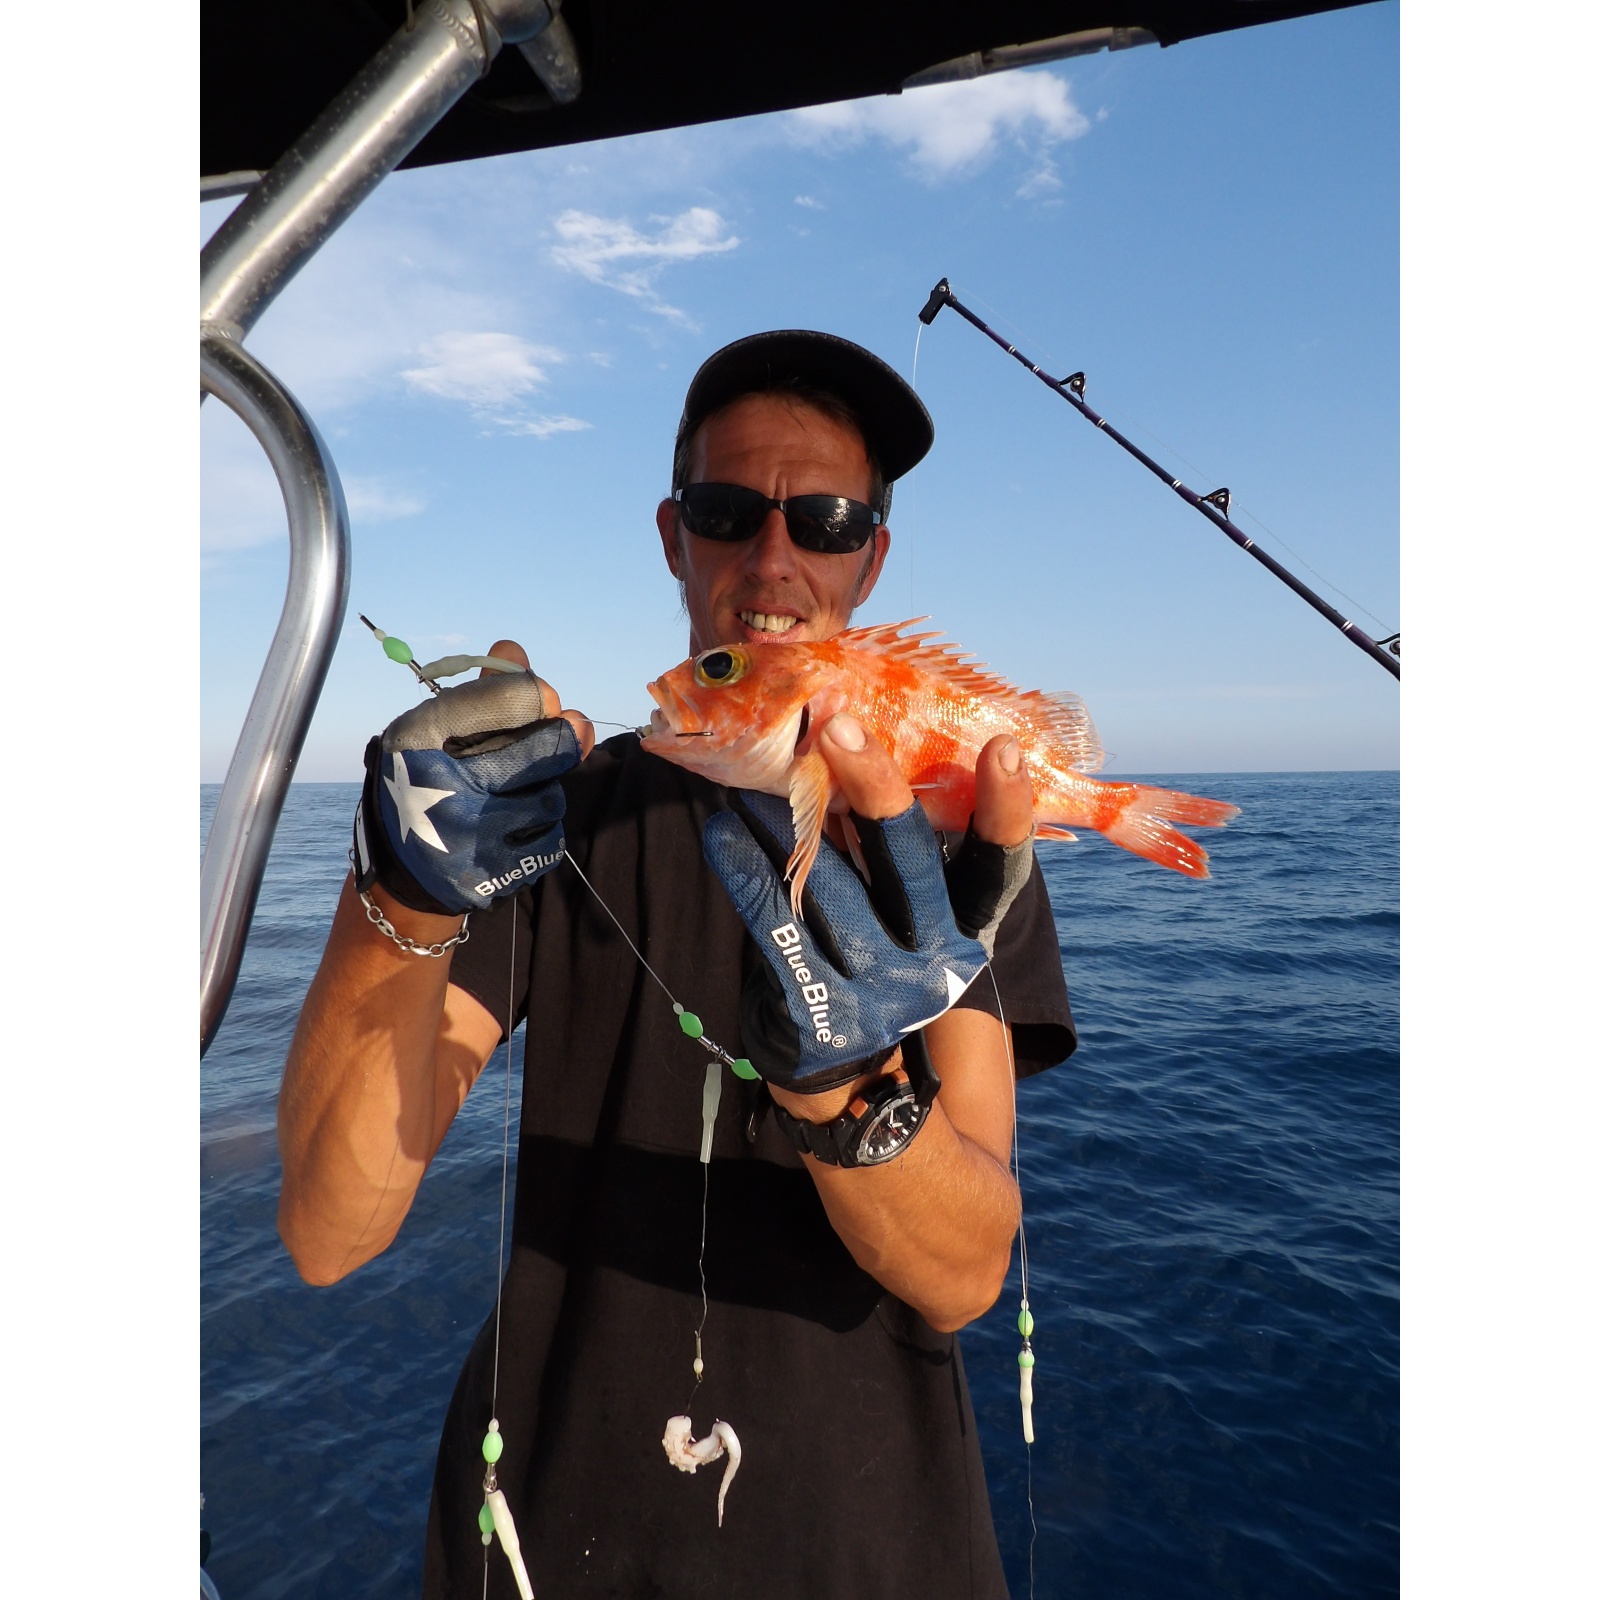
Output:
[674, 482, 882, 554]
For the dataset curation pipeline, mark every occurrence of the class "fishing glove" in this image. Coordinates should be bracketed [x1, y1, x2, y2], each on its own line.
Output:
[354, 673, 581, 917]
[703, 791, 989, 1093]
[941, 821, 1035, 959]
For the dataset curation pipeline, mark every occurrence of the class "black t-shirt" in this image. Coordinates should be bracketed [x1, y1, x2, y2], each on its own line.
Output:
[424, 735, 1075, 1599]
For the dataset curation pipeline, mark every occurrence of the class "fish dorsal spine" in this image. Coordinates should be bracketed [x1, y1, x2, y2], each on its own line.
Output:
[832, 620, 1106, 775]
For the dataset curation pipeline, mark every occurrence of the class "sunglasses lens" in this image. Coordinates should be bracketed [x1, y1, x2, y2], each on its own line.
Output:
[678, 484, 767, 542]
[678, 485, 878, 553]
[783, 496, 876, 554]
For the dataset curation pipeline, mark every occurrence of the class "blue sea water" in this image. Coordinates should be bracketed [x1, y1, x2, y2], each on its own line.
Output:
[201, 771, 1397, 1599]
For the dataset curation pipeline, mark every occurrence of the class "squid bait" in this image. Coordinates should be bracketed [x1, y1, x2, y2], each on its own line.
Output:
[661, 1416, 742, 1527]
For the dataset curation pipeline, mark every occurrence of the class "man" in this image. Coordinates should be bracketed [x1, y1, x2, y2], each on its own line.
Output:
[278, 330, 1076, 1597]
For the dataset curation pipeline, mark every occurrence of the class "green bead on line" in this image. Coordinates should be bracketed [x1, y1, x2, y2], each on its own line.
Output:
[482, 1428, 504, 1464]
[382, 635, 414, 665]
[1017, 1348, 1036, 1370]
[730, 1057, 760, 1081]
[675, 1008, 704, 1040]
[479, 1503, 496, 1536]
[1017, 1307, 1035, 1338]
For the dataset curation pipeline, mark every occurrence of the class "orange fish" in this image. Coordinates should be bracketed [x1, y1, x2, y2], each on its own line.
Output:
[643, 619, 1239, 910]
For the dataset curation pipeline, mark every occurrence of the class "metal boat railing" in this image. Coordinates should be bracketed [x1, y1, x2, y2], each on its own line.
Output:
[199, 336, 350, 1053]
[199, 0, 575, 1053]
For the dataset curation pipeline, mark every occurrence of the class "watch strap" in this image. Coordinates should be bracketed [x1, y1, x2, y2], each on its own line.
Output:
[769, 1034, 942, 1168]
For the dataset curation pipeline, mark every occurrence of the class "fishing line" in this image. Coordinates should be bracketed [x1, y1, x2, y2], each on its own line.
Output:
[478, 913, 535, 1600]
[989, 964, 1039, 1600]
[1081, 397, 1397, 638]
[477, 895, 515, 1600]
[689, 1161, 710, 1412]
[917, 309, 1394, 639]
[955, 283, 1395, 635]
[916, 279, 1401, 678]
[491, 912, 517, 1418]
[908, 322, 926, 609]
[559, 842, 752, 1433]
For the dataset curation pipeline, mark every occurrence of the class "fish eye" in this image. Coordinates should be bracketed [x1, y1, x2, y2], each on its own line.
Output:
[693, 647, 750, 688]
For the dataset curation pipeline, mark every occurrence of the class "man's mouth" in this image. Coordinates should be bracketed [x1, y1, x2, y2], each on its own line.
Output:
[738, 610, 800, 635]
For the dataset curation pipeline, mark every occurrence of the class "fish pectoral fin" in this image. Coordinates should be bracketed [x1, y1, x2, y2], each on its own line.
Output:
[1035, 824, 1079, 841]
[839, 812, 871, 884]
[784, 751, 835, 916]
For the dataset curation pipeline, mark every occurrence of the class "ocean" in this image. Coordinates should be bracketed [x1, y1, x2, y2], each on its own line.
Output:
[200, 770, 1398, 1598]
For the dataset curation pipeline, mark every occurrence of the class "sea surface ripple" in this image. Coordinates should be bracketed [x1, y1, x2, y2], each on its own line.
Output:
[201, 771, 1397, 1599]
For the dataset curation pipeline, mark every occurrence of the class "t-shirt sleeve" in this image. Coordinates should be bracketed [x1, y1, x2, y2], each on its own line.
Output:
[950, 856, 1076, 1078]
[445, 886, 535, 1043]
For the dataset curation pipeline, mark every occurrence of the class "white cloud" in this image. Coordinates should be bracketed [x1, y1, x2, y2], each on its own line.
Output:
[201, 407, 429, 550]
[343, 476, 427, 521]
[401, 331, 564, 406]
[1016, 161, 1063, 200]
[549, 207, 739, 320]
[787, 70, 1090, 181]
[494, 414, 593, 439]
[794, 195, 824, 209]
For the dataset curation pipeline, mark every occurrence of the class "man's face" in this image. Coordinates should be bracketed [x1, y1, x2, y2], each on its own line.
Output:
[655, 392, 891, 655]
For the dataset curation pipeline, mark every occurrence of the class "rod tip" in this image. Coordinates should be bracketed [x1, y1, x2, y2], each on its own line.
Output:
[918, 278, 952, 325]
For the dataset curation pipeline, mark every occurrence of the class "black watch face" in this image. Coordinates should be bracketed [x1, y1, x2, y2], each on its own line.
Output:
[853, 1090, 926, 1166]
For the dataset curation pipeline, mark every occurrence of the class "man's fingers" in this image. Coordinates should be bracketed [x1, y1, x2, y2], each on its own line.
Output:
[561, 708, 596, 759]
[818, 712, 913, 821]
[971, 735, 1034, 848]
[484, 638, 594, 756]
[483, 638, 531, 676]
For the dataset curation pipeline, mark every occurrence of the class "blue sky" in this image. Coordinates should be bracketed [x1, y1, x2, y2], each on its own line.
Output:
[201, 3, 1399, 779]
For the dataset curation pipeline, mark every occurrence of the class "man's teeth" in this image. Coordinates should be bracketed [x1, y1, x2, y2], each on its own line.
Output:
[740, 611, 799, 634]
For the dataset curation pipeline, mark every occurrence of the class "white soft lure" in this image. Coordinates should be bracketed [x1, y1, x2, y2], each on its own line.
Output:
[662, 1416, 742, 1527]
[485, 1488, 535, 1600]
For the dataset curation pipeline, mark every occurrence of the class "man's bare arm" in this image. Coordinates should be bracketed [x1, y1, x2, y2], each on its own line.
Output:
[277, 639, 574, 1286]
[768, 722, 1034, 1333]
[779, 1008, 1020, 1333]
[276, 880, 503, 1284]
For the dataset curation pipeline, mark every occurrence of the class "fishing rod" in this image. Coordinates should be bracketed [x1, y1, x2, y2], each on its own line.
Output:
[917, 279, 1401, 681]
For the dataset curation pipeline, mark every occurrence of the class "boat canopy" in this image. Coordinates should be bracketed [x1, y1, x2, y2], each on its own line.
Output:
[203, 0, 1375, 180]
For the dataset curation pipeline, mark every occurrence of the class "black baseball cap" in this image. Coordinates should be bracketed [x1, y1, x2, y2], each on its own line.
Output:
[676, 330, 935, 487]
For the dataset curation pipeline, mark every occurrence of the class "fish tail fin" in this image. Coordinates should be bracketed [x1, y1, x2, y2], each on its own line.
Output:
[1100, 786, 1240, 879]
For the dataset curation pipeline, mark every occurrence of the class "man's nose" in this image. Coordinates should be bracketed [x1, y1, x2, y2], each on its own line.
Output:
[740, 508, 798, 577]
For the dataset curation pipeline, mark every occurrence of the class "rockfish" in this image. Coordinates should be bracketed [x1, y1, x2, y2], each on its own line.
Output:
[643, 620, 1238, 910]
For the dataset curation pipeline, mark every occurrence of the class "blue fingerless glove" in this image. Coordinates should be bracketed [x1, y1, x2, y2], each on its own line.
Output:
[703, 791, 989, 1093]
[353, 673, 581, 916]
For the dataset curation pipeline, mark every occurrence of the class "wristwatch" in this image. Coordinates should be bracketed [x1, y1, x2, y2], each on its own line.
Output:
[769, 1033, 942, 1168]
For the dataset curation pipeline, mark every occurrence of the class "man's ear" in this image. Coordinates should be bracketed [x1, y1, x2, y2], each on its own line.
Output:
[656, 499, 682, 576]
[853, 526, 892, 606]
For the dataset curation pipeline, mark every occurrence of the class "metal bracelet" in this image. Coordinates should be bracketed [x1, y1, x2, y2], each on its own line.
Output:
[359, 887, 470, 957]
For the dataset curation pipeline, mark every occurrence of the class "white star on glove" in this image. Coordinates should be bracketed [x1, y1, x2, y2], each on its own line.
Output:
[384, 750, 455, 852]
[898, 966, 977, 1035]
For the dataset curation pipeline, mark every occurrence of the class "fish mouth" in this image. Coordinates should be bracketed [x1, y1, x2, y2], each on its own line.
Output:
[643, 676, 703, 743]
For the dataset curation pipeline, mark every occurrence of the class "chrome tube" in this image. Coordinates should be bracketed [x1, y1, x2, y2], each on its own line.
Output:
[200, 0, 560, 340]
[519, 12, 582, 104]
[201, 171, 263, 203]
[200, 335, 351, 1054]
[904, 27, 1157, 89]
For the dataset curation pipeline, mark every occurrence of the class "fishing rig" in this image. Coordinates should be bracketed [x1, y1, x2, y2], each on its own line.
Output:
[917, 278, 1401, 680]
[363, 619, 1043, 1588]
[366, 621, 756, 1590]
